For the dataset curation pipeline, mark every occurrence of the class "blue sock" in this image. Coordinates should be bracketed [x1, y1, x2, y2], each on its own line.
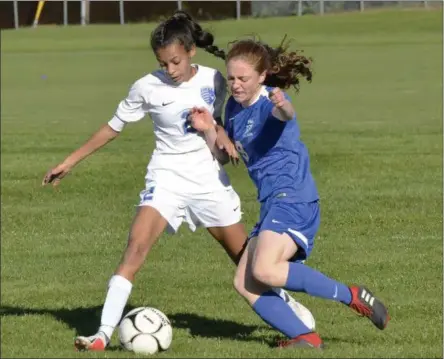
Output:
[285, 262, 352, 305]
[252, 290, 311, 338]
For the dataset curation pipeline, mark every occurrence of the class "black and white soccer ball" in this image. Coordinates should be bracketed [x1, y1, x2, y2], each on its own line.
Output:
[119, 307, 173, 355]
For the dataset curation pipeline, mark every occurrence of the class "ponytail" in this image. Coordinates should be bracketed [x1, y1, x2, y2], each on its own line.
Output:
[151, 10, 226, 62]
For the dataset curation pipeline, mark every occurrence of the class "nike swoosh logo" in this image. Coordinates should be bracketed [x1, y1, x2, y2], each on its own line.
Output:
[271, 219, 281, 224]
[162, 101, 174, 106]
[333, 286, 338, 298]
[233, 206, 239, 211]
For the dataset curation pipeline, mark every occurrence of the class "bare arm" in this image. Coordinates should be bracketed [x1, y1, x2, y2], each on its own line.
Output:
[64, 124, 119, 167]
[269, 88, 296, 122]
[202, 124, 230, 165]
[190, 107, 239, 166]
[271, 100, 295, 121]
[207, 71, 238, 165]
[43, 80, 146, 187]
[42, 124, 120, 186]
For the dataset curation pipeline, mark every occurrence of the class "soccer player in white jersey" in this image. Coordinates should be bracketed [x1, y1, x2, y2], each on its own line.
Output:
[189, 38, 390, 349]
[42, 11, 307, 352]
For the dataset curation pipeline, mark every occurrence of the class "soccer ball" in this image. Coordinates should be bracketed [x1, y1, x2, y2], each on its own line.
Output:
[119, 307, 173, 355]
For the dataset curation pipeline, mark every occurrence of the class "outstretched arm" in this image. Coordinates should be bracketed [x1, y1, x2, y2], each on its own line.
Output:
[43, 81, 146, 187]
[42, 124, 119, 186]
[64, 125, 119, 167]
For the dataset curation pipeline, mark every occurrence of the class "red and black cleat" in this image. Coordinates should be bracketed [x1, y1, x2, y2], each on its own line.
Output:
[348, 286, 390, 330]
[278, 332, 324, 349]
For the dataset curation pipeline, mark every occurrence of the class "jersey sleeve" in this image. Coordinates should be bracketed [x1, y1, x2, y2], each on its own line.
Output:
[108, 81, 147, 132]
[213, 71, 227, 126]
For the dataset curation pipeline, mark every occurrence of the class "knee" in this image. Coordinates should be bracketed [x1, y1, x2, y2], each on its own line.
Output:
[233, 269, 247, 297]
[233, 266, 262, 298]
[233, 268, 269, 307]
[251, 261, 276, 287]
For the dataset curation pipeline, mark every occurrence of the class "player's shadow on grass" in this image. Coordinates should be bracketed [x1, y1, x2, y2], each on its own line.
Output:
[168, 312, 270, 344]
[0, 305, 278, 347]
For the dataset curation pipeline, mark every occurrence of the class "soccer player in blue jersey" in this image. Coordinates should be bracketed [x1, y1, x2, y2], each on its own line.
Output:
[189, 38, 390, 349]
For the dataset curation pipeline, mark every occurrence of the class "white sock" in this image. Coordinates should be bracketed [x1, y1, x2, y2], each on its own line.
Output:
[98, 275, 133, 340]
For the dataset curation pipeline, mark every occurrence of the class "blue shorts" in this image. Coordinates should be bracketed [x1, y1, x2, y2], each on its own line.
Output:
[249, 199, 320, 262]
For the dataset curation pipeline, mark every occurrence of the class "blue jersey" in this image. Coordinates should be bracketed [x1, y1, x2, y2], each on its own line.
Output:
[224, 86, 319, 203]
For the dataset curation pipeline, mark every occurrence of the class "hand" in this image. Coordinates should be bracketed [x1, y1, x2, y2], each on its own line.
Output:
[189, 107, 215, 132]
[269, 88, 286, 108]
[42, 162, 73, 187]
[216, 127, 239, 165]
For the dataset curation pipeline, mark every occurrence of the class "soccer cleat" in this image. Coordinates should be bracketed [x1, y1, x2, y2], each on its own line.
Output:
[278, 332, 324, 349]
[348, 286, 390, 330]
[74, 332, 108, 352]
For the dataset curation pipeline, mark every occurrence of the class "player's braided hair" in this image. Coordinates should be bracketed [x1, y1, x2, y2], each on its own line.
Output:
[226, 36, 313, 91]
[150, 11, 226, 59]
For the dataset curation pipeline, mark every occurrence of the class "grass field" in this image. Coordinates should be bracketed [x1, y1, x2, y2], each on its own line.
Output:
[1, 8, 443, 358]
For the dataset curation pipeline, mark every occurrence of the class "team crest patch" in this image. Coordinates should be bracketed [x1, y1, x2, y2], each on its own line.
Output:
[200, 87, 216, 105]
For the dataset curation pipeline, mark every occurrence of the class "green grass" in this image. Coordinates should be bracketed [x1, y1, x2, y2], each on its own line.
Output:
[1, 8, 443, 358]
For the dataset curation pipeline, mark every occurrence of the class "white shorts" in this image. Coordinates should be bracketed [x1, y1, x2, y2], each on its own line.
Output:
[138, 182, 242, 234]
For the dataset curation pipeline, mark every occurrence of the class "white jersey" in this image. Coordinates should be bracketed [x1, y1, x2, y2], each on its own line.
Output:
[108, 64, 231, 194]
